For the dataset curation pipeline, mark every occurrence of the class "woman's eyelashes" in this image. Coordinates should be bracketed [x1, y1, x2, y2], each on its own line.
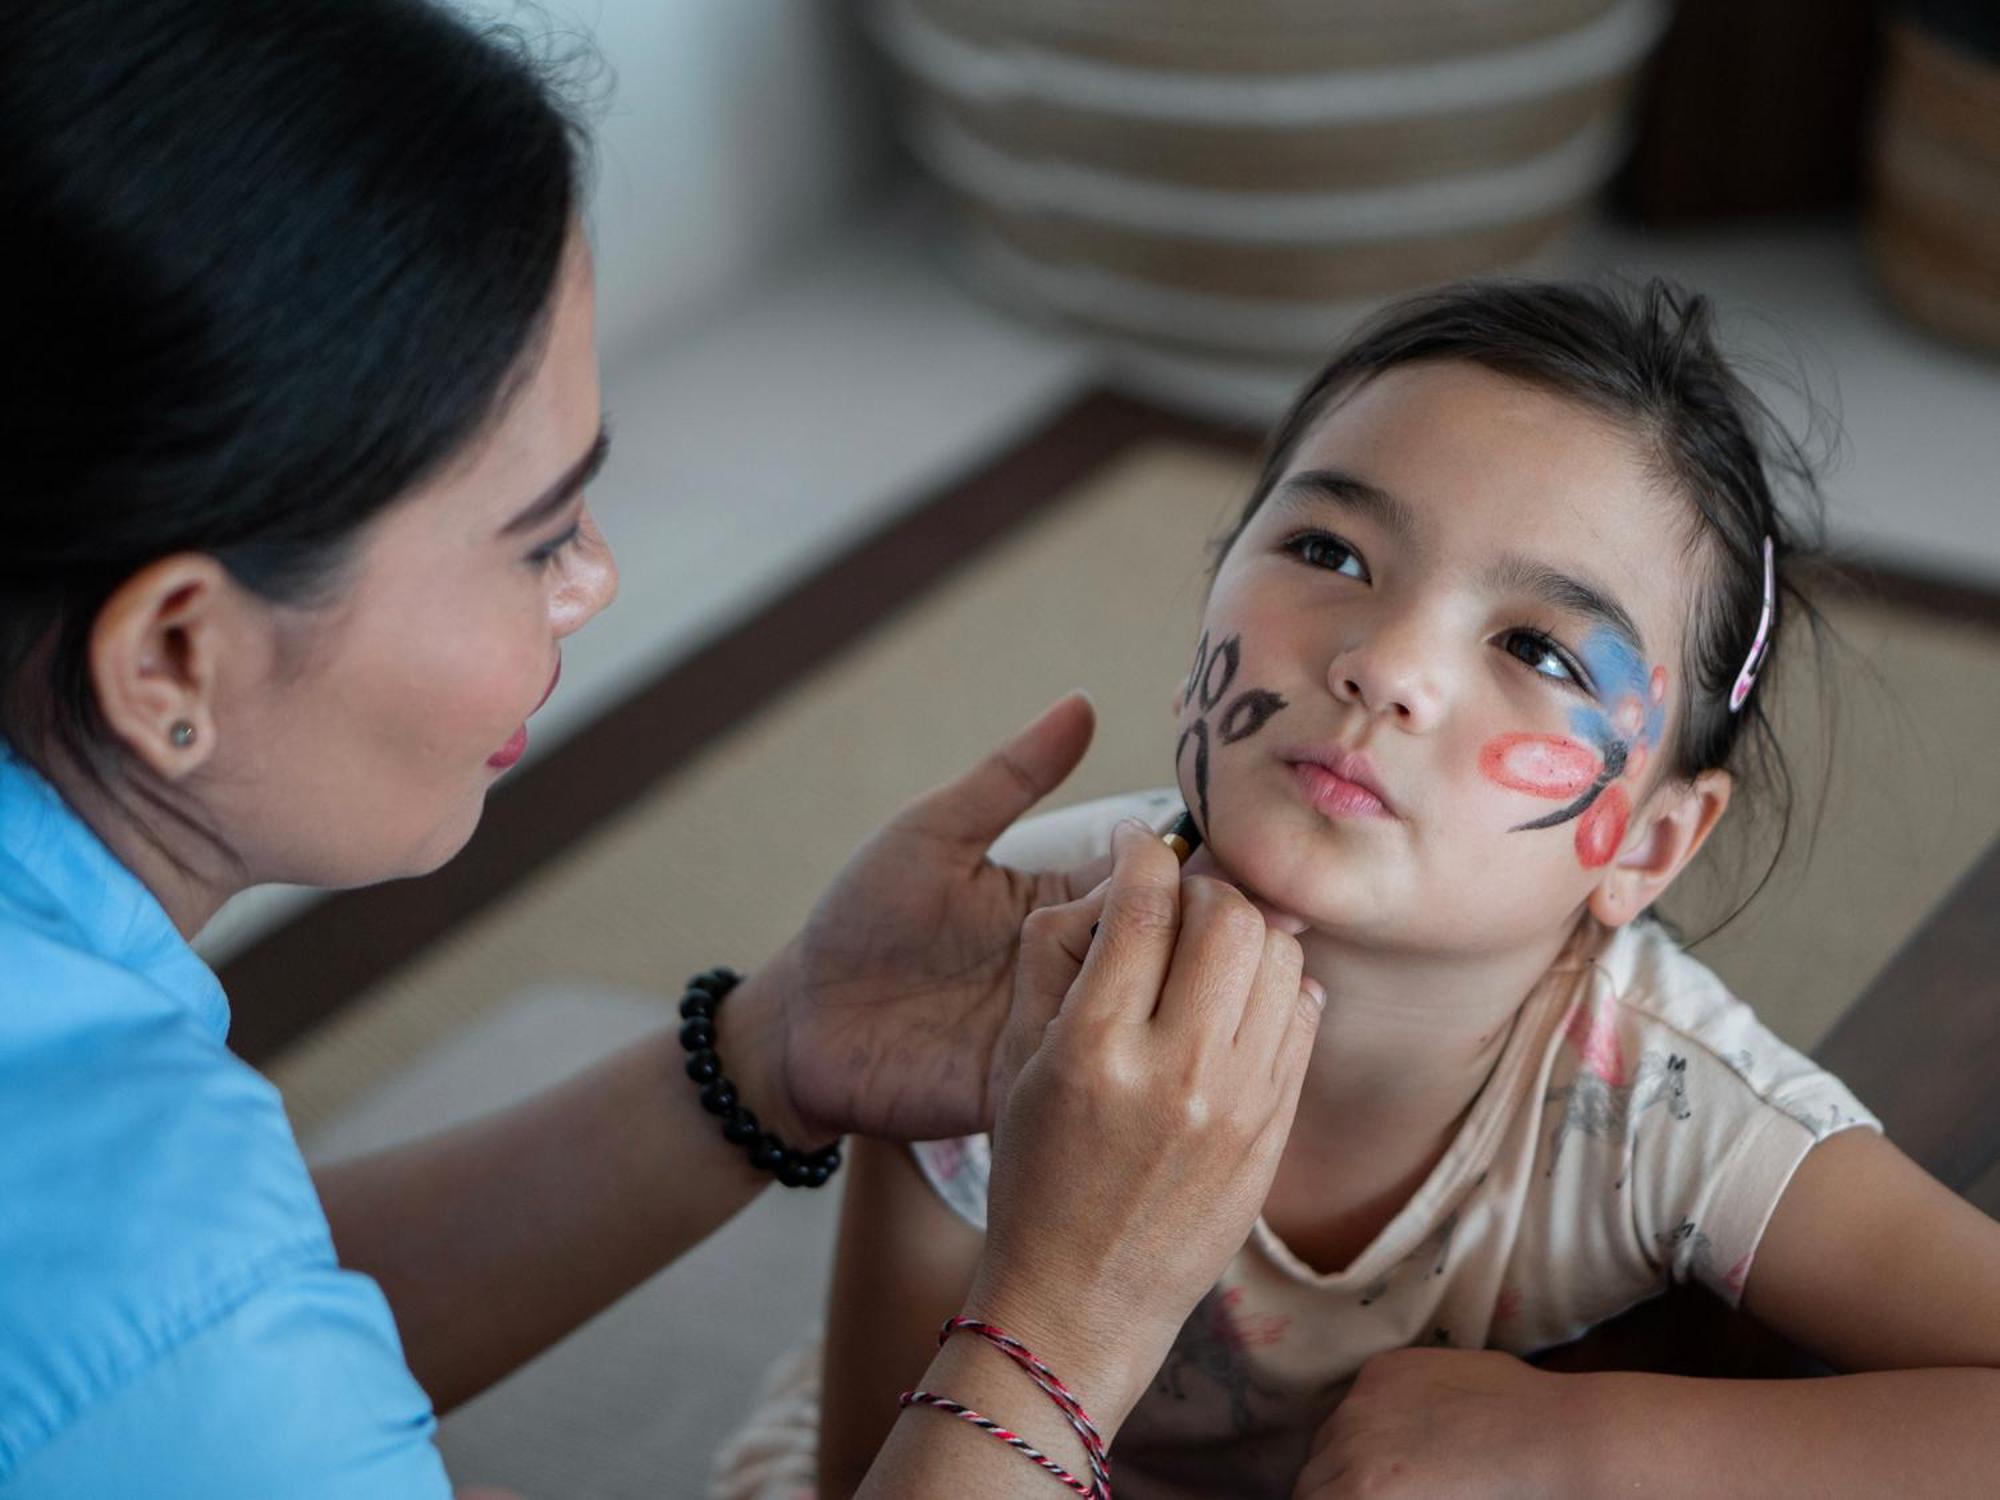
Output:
[1499, 628, 1591, 693]
[527, 520, 584, 569]
[1282, 529, 1370, 581]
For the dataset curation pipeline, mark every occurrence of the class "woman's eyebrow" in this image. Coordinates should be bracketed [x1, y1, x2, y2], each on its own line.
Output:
[499, 426, 611, 537]
[1274, 468, 1421, 549]
[1486, 553, 1647, 658]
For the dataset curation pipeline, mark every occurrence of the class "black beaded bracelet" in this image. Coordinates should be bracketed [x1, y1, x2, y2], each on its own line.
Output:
[676, 967, 842, 1189]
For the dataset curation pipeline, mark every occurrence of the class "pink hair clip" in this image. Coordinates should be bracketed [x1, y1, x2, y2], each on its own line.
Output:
[1728, 535, 1776, 713]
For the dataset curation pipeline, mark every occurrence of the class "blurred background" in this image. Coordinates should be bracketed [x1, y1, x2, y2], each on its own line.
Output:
[193, 3, 1999, 1495]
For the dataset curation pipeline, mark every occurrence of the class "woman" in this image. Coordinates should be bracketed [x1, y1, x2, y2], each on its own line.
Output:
[0, 2, 1324, 1496]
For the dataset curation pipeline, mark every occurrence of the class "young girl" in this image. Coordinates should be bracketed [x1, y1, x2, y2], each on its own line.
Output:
[713, 280, 2000, 1499]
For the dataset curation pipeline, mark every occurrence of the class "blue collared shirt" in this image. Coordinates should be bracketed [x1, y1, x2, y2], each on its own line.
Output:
[0, 745, 450, 1497]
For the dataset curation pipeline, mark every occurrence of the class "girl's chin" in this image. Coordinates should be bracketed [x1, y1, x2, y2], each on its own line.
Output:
[1198, 827, 1339, 935]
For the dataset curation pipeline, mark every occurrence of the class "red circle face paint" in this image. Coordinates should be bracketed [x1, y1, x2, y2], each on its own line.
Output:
[1479, 734, 1600, 799]
[1574, 782, 1630, 868]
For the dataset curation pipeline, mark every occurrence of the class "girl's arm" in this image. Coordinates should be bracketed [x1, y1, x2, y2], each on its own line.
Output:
[1574, 1129, 2000, 1493]
[1295, 1130, 2000, 1497]
[818, 1137, 987, 1498]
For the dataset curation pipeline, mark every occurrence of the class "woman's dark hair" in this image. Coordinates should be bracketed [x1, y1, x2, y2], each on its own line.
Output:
[1219, 278, 1838, 922]
[1, 0, 594, 770]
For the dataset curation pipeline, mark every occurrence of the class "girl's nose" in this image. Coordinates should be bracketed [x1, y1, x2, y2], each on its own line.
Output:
[551, 510, 619, 639]
[1327, 617, 1445, 731]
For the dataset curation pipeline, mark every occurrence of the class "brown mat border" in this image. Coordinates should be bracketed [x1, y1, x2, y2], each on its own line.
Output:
[225, 387, 2000, 1210]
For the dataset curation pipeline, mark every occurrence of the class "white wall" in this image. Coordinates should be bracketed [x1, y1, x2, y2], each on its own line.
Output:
[452, 0, 899, 371]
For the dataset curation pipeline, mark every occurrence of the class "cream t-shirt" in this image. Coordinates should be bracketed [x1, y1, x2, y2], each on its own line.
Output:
[707, 790, 1880, 1500]
[905, 791, 1881, 1499]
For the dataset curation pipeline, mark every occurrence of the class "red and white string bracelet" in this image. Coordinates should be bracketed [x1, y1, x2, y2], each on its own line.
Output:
[898, 1315, 1112, 1497]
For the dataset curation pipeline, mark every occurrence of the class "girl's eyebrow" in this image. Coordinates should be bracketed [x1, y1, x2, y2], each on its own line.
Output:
[1274, 468, 1421, 550]
[499, 426, 611, 537]
[1485, 553, 1647, 659]
[1272, 467, 1648, 658]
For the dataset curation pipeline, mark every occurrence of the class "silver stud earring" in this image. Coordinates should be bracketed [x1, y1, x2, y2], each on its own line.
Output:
[168, 720, 196, 748]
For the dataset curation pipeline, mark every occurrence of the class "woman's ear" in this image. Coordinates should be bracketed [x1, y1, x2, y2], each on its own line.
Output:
[88, 555, 233, 780]
[1587, 768, 1733, 928]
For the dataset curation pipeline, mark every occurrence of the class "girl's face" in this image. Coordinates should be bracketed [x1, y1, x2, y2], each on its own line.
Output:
[197, 233, 619, 888]
[1180, 361, 1713, 954]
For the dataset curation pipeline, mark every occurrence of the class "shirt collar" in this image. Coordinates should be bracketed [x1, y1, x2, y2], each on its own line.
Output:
[0, 741, 231, 1042]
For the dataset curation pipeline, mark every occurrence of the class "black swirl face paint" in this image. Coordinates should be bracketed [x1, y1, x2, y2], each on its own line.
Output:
[1176, 631, 1288, 832]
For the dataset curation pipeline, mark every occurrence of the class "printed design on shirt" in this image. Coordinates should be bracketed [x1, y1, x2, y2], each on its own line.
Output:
[1422, 1208, 1461, 1280]
[1492, 1286, 1525, 1325]
[1544, 998, 1691, 1186]
[1780, 1097, 1856, 1140]
[913, 1138, 991, 1229]
[1154, 1286, 1290, 1436]
[1654, 1218, 1749, 1294]
[1655, 1218, 1714, 1281]
[925, 1137, 967, 1184]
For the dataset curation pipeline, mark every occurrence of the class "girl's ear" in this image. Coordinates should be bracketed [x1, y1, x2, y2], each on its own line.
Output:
[1170, 684, 1185, 717]
[1587, 768, 1733, 928]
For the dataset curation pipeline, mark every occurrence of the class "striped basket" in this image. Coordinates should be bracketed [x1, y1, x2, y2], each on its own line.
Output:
[869, 0, 1671, 407]
[1870, 18, 2000, 356]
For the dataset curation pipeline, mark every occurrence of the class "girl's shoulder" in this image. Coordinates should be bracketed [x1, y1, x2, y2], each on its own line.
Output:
[1557, 919, 1878, 1145]
[987, 787, 1183, 872]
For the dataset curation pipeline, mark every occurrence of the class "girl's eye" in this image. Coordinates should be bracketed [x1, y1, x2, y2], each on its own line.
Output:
[527, 522, 583, 569]
[1500, 629, 1588, 689]
[1284, 531, 1369, 582]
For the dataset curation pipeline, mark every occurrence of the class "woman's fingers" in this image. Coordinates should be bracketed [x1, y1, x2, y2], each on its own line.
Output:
[1232, 923, 1321, 1079]
[1065, 820, 1182, 1024]
[1151, 876, 1273, 1046]
[986, 877, 1111, 1122]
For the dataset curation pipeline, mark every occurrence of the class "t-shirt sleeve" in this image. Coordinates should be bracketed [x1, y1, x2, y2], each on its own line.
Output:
[1622, 995, 1881, 1309]
[986, 787, 1182, 871]
[1, 1268, 452, 1500]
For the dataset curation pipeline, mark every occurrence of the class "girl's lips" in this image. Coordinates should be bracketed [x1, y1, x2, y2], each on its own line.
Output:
[1289, 759, 1392, 820]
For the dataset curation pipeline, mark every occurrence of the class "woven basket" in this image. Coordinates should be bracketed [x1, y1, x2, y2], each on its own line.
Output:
[870, 0, 1669, 379]
[1870, 19, 2000, 356]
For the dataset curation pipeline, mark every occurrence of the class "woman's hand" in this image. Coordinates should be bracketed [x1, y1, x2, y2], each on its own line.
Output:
[749, 693, 1108, 1143]
[959, 822, 1326, 1431]
[1293, 1349, 1588, 1499]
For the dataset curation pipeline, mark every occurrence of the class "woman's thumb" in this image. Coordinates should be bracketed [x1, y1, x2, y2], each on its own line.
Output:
[898, 692, 1096, 848]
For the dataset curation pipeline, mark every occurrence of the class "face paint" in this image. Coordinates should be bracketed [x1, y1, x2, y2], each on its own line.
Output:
[1176, 630, 1289, 834]
[1479, 734, 1599, 799]
[1480, 626, 1666, 870]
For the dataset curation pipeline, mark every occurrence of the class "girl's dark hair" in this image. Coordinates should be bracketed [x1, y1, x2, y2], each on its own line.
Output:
[1221, 278, 1836, 921]
[1, 0, 593, 770]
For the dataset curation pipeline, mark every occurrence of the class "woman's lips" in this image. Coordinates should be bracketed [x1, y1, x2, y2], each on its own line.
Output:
[1288, 759, 1393, 820]
[487, 725, 529, 771]
[487, 658, 563, 772]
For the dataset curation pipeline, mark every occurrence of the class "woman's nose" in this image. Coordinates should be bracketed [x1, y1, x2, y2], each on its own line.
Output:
[551, 510, 619, 639]
[1327, 615, 1445, 731]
